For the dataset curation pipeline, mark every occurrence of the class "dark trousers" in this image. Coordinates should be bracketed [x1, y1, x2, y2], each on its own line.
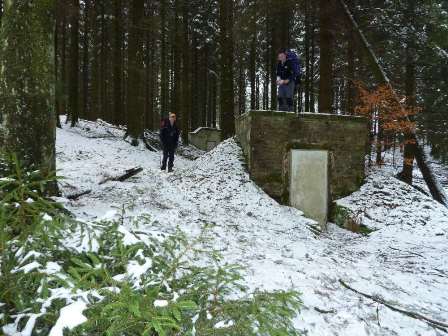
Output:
[277, 81, 295, 112]
[161, 147, 175, 169]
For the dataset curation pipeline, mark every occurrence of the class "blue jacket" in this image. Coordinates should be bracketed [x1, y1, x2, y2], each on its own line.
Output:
[276, 60, 295, 83]
[159, 118, 180, 149]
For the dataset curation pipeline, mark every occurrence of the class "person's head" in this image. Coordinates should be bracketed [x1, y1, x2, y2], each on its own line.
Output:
[278, 48, 287, 63]
[169, 113, 176, 125]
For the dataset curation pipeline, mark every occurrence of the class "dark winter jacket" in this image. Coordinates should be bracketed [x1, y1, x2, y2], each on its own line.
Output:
[276, 59, 296, 83]
[159, 118, 180, 150]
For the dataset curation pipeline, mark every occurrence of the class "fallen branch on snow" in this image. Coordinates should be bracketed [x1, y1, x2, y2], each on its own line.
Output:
[314, 307, 336, 314]
[141, 137, 158, 152]
[99, 167, 143, 185]
[339, 279, 448, 333]
[389, 246, 424, 258]
[66, 189, 92, 200]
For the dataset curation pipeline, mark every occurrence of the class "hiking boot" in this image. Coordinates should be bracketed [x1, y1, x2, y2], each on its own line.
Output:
[168, 167, 173, 173]
[161, 165, 166, 171]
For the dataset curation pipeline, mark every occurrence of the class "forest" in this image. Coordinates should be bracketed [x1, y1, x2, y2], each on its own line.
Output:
[1, 1, 448, 335]
[2, 0, 448, 157]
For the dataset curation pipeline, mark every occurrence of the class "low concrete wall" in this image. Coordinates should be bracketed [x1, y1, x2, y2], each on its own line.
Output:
[189, 127, 221, 151]
[235, 110, 368, 203]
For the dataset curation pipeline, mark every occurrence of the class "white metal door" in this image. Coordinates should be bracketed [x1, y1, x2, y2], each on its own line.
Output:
[290, 149, 329, 229]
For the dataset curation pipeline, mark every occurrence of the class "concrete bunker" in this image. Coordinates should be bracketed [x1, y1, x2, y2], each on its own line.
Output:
[189, 127, 221, 151]
[236, 110, 369, 229]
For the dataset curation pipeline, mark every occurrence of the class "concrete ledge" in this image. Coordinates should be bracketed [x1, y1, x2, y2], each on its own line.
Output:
[238, 110, 367, 122]
[298, 112, 367, 123]
[189, 127, 221, 151]
[190, 127, 219, 134]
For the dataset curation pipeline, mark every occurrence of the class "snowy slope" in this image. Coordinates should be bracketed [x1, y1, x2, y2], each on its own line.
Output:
[56, 120, 448, 336]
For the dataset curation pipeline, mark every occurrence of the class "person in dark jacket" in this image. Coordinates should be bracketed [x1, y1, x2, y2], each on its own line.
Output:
[276, 48, 296, 112]
[159, 112, 180, 172]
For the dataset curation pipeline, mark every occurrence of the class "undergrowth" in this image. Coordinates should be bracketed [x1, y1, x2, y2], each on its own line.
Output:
[0, 152, 302, 336]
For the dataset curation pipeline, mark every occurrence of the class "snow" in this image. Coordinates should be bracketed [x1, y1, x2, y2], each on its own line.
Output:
[21, 314, 41, 336]
[42, 213, 52, 221]
[19, 251, 42, 265]
[154, 300, 169, 308]
[12, 261, 41, 274]
[118, 225, 142, 246]
[48, 300, 88, 336]
[42, 262, 62, 275]
[127, 257, 153, 284]
[47, 119, 448, 335]
[214, 320, 235, 328]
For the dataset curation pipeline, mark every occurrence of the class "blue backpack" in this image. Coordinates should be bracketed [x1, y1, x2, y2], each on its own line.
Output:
[286, 50, 302, 86]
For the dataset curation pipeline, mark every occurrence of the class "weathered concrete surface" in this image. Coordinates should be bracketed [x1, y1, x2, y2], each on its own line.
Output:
[189, 127, 221, 151]
[290, 149, 329, 228]
[236, 110, 368, 206]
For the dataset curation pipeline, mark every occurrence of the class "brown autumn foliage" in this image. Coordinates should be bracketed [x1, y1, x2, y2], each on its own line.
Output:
[354, 82, 420, 163]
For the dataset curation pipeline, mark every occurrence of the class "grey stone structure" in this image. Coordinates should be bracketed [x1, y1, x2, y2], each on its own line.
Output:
[235, 110, 369, 206]
[189, 127, 221, 151]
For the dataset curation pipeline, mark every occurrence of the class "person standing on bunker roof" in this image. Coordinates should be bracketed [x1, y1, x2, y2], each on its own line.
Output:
[159, 112, 180, 173]
[276, 48, 301, 112]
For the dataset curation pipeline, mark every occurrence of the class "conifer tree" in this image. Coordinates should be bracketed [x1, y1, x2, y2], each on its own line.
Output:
[0, 0, 57, 194]
[218, 0, 235, 139]
[126, 0, 144, 144]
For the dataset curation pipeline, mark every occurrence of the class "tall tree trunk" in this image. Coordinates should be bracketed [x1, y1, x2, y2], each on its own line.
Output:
[304, 0, 310, 112]
[190, 35, 199, 130]
[181, 0, 190, 142]
[173, 0, 182, 128]
[55, 3, 62, 128]
[0, 0, 57, 195]
[319, 0, 334, 113]
[345, 26, 355, 115]
[144, 2, 155, 131]
[218, 0, 235, 139]
[237, 57, 246, 115]
[310, 0, 316, 112]
[269, 13, 276, 110]
[145, 0, 157, 130]
[376, 111, 383, 164]
[99, 2, 108, 122]
[81, 0, 90, 120]
[202, 45, 209, 126]
[126, 0, 144, 143]
[263, 41, 269, 109]
[255, 74, 260, 109]
[263, 1, 270, 111]
[113, 0, 122, 125]
[90, 2, 101, 121]
[400, 1, 417, 184]
[160, 0, 168, 118]
[249, 0, 257, 110]
[144, 34, 151, 128]
[211, 76, 217, 128]
[69, 0, 79, 127]
[61, 15, 68, 120]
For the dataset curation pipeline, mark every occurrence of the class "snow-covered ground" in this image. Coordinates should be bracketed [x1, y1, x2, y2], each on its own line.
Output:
[56, 119, 448, 336]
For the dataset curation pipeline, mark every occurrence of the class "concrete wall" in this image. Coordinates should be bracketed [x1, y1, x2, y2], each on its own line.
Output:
[235, 112, 252, 166]
[235, 110, 368, 203]
[189, 127, 221, 151]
